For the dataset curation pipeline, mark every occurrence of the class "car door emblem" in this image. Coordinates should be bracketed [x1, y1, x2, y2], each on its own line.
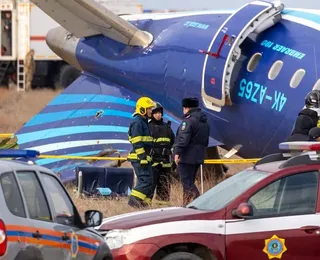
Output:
[71, 231, 79, 258]
[263, 234, 287, 259]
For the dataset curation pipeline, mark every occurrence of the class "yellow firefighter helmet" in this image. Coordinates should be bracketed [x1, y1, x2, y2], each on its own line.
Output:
[135, 97, 156, 116]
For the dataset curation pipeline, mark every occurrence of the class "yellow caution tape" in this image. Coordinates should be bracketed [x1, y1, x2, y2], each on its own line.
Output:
[0, 135, 260, 164]
[36, 154, 260, 164]
[0, 133, 14, 138]
[204, 158, 260, 164]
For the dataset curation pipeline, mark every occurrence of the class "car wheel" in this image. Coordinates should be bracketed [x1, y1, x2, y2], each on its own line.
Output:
[57, 64, 81, 88]
[162, 252, 203, 260]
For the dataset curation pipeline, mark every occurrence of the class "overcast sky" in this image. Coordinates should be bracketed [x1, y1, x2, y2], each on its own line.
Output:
[139, 0, 319, 10]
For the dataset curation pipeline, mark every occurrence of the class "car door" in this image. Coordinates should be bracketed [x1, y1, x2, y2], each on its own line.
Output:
[39, 171, 97, 260]
[15, 170, 64, 260]
[0, 171, 35, 259]
[225, 170, 320, 260]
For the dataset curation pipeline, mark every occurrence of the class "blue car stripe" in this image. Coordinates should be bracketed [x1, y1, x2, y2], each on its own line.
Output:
[7, 230, 99, 250]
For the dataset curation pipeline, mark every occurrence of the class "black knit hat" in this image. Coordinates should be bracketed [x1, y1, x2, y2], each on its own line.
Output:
[309, 127, 320, 139]
[182, 98, 199, 108]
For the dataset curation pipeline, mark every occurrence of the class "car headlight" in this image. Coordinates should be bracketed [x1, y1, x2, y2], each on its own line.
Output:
[104, 229, 130, 250]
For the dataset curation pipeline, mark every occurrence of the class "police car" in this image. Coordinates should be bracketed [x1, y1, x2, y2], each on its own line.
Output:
[96, 141, 320, 260]
[0, 149, 112, 260]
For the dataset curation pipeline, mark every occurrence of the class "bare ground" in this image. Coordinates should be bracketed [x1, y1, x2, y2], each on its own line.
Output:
[0, 88, 62, 133]
[1, 88, 253, 218]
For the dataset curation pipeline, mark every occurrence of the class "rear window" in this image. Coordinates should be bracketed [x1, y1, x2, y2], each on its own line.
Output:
[0, 172, 26, 218]
[187, 169, 271, 211]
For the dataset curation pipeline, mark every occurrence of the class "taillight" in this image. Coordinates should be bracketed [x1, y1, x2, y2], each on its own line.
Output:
[0, 219, 7, 256]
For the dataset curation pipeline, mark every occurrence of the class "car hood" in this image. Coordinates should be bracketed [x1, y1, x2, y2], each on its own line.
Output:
[96, 207, 222, 230]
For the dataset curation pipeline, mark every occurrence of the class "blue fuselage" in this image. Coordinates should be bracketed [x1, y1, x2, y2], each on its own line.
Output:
[74, 10, 319, 158]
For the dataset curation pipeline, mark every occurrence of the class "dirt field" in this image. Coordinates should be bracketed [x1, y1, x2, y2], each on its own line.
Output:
[0, 88, 62, 133]
[1, 88, 253, 218]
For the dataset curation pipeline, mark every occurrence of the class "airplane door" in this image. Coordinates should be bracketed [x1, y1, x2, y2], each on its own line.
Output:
[201, 1, 284, 112]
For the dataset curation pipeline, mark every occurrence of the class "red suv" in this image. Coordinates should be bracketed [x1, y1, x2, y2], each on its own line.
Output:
[96, 141, 320, 260]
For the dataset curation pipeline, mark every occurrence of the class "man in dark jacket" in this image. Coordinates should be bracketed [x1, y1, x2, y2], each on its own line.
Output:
[287, 90, 320, 141]
[173, 97, 210, 205]
[127, 96, 156, 208]
[149, 102, 175, 202]
[309, 127, 320, 141]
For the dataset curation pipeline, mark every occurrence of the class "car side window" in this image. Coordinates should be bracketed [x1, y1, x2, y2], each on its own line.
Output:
[16, 171, 52, 222]
[40, 172, 75, 226]
[248, 171, 318, 218]
[0, 172, 26, 218]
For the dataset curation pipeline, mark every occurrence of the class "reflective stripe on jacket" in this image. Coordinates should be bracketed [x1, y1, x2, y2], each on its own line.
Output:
[128, 114, 153, 164]
[149, 118, 175, 166]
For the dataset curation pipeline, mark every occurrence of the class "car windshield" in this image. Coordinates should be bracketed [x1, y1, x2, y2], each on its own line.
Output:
[186, 169, 271, 211]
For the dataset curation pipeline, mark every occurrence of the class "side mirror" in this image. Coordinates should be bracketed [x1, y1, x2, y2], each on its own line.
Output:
[232, 202, 253, 219]
[84, 210, 103, 227]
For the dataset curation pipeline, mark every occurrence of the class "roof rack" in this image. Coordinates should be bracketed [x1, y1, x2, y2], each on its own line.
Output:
[253, 153, 286, 168]
[279, 153, 319, 169]
[254, 141, 320, 169]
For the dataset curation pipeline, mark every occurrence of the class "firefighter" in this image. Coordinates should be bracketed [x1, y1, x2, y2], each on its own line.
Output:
[286, 90, 320, 141]
[24, 49, 36, 91]
[173, 97, 210, 205]
[127, 96, 156, 208]
[149, 102, 175, 202]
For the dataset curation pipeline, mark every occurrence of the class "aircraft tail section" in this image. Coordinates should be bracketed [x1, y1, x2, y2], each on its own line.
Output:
[31, 0, 153, 47]
[14, 74, 182, 181]
[14, 73, 222, 182]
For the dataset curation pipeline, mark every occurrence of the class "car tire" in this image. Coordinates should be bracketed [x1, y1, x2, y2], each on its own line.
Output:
[162, 252, 203, 260]
[58, 64, 81, 89]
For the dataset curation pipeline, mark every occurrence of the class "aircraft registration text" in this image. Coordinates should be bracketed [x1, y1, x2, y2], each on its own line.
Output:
[260, 40, 306, 60]
[238, 78, 287, 112]
[184, 21, 209, 30]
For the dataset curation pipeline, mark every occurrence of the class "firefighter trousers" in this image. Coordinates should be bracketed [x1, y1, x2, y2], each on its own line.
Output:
[152, 164, 171, 201]
[128, 162, 154, 208]
[178, 163, 200, 205]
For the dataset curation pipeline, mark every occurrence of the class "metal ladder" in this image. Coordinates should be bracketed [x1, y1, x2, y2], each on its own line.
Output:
[17, 60, 25, 91]
[16, 0, 30, 91]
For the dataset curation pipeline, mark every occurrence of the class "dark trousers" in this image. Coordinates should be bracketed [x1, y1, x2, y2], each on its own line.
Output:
[178, 163, 200, 205]
[152, 164, 171, 201]
[128, 162, 153, 208]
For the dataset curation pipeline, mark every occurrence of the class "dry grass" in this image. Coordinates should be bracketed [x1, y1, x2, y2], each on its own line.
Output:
[68, 163, 251, 218]
[0, 87, 62, 133]
[1, 87, 253, 218]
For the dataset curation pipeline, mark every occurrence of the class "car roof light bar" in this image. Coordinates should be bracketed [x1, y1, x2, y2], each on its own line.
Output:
[279, 142, 320, 152]
[0, 149, 40, 158]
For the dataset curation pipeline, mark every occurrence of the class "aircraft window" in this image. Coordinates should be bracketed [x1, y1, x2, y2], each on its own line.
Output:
[247, 53, 262, 72]
[268, 60, 283, 80]
[313, 79, 320, 91]
[290, 69, 306, 88]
